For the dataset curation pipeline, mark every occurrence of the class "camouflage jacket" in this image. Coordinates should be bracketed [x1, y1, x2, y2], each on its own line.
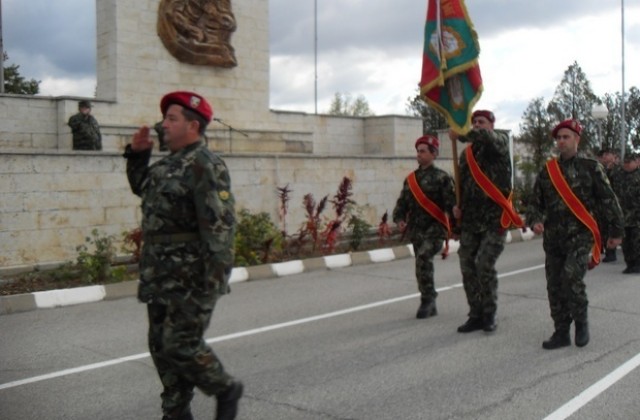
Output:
[526, 156, 624, 246]
[609, 166, 640, 227]
[393, 164, 456, 241]
[457, 129, 512, 233]
[68, 113, 102, 150]
[125, 140, 236, 306]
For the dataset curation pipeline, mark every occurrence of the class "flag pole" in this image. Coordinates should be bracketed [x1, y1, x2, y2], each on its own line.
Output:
[451, 134, 461, 206]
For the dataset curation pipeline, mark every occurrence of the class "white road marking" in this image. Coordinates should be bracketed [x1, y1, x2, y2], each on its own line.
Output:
[0, 264, 544, 392]
[544, 352, 640, 420]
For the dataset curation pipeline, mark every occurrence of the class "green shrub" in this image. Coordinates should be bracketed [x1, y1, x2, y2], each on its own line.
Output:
[75, 228, 127, 284]
[347, 212, 372, 251]
[234, 209, 284, 266]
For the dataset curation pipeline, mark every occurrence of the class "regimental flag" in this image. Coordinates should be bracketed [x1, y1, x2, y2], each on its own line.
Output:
[419, 0, 483, 134]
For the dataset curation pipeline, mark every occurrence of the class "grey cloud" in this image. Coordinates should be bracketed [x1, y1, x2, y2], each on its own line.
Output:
[270, 0, 618, 57]
[3, 0, 96, 79]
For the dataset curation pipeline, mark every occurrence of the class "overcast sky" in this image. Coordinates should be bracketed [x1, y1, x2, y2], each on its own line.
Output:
[3, 0, 640, 134]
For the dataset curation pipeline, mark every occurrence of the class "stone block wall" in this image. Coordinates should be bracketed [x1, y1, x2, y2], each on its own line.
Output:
[0, 146, 457, 271]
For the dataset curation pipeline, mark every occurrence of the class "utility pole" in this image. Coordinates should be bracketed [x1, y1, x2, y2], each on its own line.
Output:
[620, 0, 626, 161]
[314, 0, 318, 114]
[0, 0, 5, 93]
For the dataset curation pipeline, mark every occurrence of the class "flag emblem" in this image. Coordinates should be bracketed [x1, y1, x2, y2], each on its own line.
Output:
[420, 0, 483, 134]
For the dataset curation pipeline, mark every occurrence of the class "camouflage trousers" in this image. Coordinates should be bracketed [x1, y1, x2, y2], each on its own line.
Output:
[622, 226, 640, 268]
[458, 229, 506, 318]
[147, 299, 234, 417]
[411, 232, 445, 301]
[543, 234, 591, 332]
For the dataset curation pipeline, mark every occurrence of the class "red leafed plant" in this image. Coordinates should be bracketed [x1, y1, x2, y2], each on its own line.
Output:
[277, 184, 292, 237]
[322, 177, 355, 254]
[122, 227, 143, 262]
[377, 211, 391, 244]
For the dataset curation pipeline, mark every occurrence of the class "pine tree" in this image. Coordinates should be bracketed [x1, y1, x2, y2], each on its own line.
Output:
[405, 88, 447, 134]
[3, 52, 40, 95]
[517, 97, 554, 172]
[547, 61, 598, 152]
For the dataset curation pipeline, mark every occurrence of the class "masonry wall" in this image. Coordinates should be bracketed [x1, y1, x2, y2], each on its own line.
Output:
[0, 146, 455, 271]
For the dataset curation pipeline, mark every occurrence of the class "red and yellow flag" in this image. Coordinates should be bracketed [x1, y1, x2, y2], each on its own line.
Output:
[419, 0, 483, 134]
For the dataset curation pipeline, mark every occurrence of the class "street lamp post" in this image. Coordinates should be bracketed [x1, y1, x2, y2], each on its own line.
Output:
[592, 103, 609, 149]
[620, 0, 626, 160]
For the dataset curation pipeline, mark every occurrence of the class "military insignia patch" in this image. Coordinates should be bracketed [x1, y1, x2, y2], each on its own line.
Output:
[219, 190, 230, 201]
[190, 96, 201, 109]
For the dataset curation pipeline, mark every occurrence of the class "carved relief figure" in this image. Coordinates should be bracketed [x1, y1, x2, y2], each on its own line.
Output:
[157, 0, 237, 67]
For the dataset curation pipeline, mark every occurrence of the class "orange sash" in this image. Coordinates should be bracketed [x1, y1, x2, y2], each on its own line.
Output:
[465, 146, 524, 229]
[546, 158, 601, 269]
[407, 171, 451, 258]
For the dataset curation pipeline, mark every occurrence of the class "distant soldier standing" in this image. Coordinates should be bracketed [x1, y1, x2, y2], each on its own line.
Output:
[124, 91, 242, 420]
[449, 110, 522, 333]
[596, 148, 619, 262]
[68, 100, 102, 150]
[393, 135, 455, 319]
[526, 119, 623, 349]
[610, 151, 640, 274]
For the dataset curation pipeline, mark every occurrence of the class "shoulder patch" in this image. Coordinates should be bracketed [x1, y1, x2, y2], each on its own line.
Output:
[219, 190, 230, 201]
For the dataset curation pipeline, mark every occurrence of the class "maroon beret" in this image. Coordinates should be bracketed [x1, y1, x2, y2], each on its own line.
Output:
[415, 135, 439, 151]
[160, 91, 213, 123]
[472, 110, 495, 123]
[552, 119, 582, 138]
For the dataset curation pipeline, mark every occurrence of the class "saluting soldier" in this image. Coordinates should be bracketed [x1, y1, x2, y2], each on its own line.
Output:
[609, 151, 640, 274]
[393, 135, 456, 319]
[526, 119, 623, 350]
[124, 91, 242, 420]
[449, 110, 523, 334]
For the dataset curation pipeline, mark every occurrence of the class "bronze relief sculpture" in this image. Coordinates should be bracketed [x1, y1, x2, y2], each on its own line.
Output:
[157, 0, 237, 68]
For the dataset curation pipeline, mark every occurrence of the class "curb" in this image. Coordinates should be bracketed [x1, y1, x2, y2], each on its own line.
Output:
[0, 230, 535, 315]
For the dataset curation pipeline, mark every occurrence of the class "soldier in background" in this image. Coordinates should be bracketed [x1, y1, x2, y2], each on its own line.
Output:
[596, 148, 619, 262]
[124, 91, 242, 420]
[527, 119, 623, 350]
[393, 135, 456, 319]
[68, 100, 102, 150]
[610, 151, 640, 274]
[449, 110, 518, 334]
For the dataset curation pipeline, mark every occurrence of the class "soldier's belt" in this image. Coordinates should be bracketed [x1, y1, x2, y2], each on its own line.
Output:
[144, 233, 200, 244]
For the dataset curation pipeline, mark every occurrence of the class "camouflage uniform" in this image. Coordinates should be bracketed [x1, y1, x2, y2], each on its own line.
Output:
[457, 129, 512, 320]
[526, 156, 624, 334]
[393, 165, 456, 301]
[125, 139, 236, 417]
[68, 112, 102, 150]
[610, 162, 640, 271]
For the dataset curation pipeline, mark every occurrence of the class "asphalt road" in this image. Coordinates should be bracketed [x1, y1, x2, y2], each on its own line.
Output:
[1, 239, 639, 420]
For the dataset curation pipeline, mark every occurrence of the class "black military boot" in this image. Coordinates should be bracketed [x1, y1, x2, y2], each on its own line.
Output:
[416, 298, 437, 319]
[457, 317, 483, 333]
[575, 321, 590, 347]
[162, 407, 193, 420]
[215, 381, 243, 420]
[602, 248, 617, 262]
[542, 330, 571, 350]
[623, 264, 640, 274]
[482, 313, 497, 332]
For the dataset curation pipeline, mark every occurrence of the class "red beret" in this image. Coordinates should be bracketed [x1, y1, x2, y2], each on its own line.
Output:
[552, 119, 582, 138]
[415, 135, 439, 151]
[472, 110, 495, 123]
[160, 91, 213, 123]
